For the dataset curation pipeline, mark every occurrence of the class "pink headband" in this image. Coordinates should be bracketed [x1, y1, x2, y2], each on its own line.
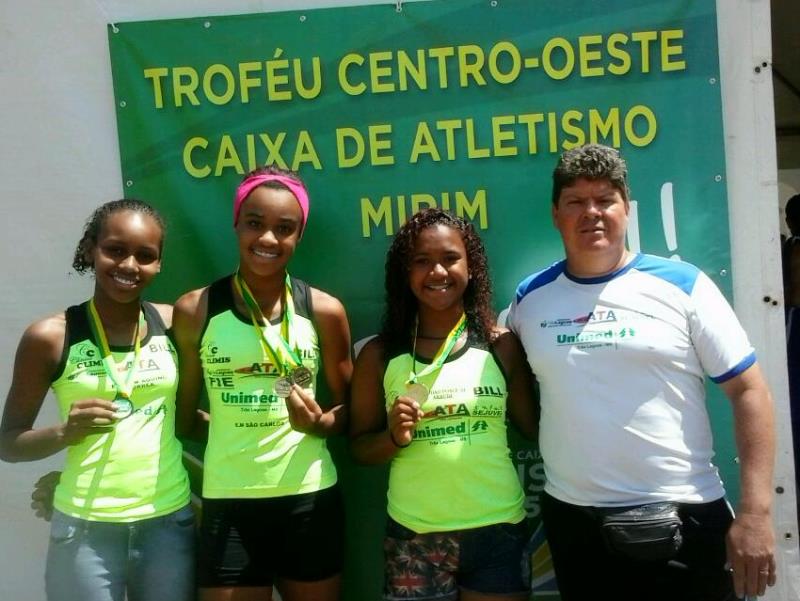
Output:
[233, 174, 310, 233]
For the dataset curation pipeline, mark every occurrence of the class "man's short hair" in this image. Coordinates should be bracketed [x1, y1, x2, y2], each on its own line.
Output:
[552, 144, 630, 205]
[786, 193, 800, 224]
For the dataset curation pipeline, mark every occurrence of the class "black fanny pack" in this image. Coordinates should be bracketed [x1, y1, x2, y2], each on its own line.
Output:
[596, 502, 683, 561]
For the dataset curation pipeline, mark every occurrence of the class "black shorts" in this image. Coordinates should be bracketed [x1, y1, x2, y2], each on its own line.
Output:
[198, 485, 344, 587]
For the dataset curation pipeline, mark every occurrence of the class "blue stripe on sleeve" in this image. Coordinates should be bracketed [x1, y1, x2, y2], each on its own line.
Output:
[515, 261, 565, 303]
[710, 351, 757, 383]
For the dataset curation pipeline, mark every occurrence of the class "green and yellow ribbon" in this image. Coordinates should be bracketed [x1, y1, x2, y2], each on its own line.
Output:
[86, 299, 144, 399]
[407, 312, 467, 385]
[233, 270, 302, 377]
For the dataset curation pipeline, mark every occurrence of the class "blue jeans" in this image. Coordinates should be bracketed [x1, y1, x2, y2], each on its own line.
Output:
[45, 505, 195, 601]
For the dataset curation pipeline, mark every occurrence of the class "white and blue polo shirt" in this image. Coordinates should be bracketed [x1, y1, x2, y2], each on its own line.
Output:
[508, 253, 755, 507]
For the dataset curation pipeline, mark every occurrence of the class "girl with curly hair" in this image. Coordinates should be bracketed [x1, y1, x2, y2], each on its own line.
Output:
[349, 208, 538, 601]
[172, 166, 352, 601]
[0, 200, 193, 601]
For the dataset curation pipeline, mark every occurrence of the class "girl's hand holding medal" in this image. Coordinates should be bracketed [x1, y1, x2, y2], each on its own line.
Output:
[284, 384, 324, 435]
[61, 398, 118, 442]
[387, 396, 424, 448]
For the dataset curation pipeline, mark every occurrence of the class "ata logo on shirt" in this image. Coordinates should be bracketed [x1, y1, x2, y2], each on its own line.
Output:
[234, 362, 280, 377]
[540, 309, 618, 328]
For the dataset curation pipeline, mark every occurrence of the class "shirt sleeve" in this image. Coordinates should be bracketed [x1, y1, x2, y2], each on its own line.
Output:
[688, 271, 756, 383]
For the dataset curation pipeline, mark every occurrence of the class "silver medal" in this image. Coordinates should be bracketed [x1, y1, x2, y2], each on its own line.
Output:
[291, 366, 313, 388]
[273, 377, 293, 398]
[405, 382, 429, 403]
[111, 396, 134, 420]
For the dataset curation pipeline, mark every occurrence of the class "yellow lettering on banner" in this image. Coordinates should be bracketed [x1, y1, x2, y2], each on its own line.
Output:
[561, 110, 586, 148]
[631, 31, 658, 73]
[411, 194, 437, 214]
[465, 119, 490, 158]
[661, 30, 686, 71]
[589, 108, 621, 147]
[143, 68, 168, 109]
[410, 122, 441, 163]
[238, 62, 262, 103]
[458, 45, 486, 87]
[214, 135, 244, 176]
[624, 105, 657, 146]
[408, 106, 656, 160]
[294, 57, 322, 99]
[173, 67, 200, 107]
[547, 112, 558, 152]
[437, 120, 462, 161]
[578, 35, 604, 77]
[369, 124, 395, 166]
[266, 52, 291, 101]
[337, 128, 365, 167]
[361, 196, 393, 237]
[492, 115, 518, 157]
[360, 190, 488, 237]
[246, 134, 257, 171]
[369, 52, 395, 93]
[542, 38, 575, 80]
[183, 137, 211, 178]
[488, 42, 522, 84]
[398, 49, 427, 91]
[607, 33, 631, 75]
[338, 53, 366, 96]
[456, 190, 488, 228]
[203, 64, 235, 105]
[429, 47, 455, 88]
[260, 133, 288, 169]
[292, 131, 322, 170]
[518, 113, 545, 154]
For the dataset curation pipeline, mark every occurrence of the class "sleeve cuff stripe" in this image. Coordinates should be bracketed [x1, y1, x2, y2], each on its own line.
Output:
[710, 351, 756, 383]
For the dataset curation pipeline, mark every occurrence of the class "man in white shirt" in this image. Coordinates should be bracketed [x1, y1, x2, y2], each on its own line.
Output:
[509, 144, 776, 600]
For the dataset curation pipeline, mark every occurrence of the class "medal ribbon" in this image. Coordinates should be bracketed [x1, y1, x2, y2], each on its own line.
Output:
[233, 270, 302, 377]
[86, 299, 144, 399]
[407, 313, 467, 385]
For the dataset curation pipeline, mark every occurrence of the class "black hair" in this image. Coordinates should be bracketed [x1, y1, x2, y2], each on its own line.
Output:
[786, 194, 800, 224]
[241, 165, 306, 193]
[382, 209, 494, 354]
[552, 144, 630, 205]
[72, 199, 165, 274]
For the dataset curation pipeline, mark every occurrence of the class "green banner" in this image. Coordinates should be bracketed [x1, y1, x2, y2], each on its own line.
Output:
[109, 1, 730, 598]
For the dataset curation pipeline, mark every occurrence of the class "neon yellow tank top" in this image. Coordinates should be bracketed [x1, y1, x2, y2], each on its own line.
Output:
[383, 338, 525, 533]
[51, 302, 190, 522]
[200, 275, 337, 498]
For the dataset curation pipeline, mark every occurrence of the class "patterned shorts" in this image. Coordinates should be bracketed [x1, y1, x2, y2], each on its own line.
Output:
[383, 518, 531, 600]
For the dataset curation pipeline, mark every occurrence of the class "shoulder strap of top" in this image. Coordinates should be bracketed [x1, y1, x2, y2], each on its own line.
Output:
[142, 301, 167, 337]
[289, 276, 313, 320]
[207, 275, 234, 318]
[51, 302, 91, 383]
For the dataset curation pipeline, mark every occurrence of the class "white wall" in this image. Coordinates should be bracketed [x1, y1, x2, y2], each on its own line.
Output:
[0, 1, 795, 599]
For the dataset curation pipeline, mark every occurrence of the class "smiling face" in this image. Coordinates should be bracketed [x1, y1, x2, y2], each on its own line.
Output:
[552, 177, 630, 276]
[90, 210, 163, 304]
[235, 185, 303, 278]
[407, 224, 469, 315]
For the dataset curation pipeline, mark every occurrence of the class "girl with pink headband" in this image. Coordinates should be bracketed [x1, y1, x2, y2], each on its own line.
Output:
[173, 166, 352, 601]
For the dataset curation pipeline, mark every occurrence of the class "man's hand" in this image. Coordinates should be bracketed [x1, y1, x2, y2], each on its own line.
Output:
[726, 511, 777, 598]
